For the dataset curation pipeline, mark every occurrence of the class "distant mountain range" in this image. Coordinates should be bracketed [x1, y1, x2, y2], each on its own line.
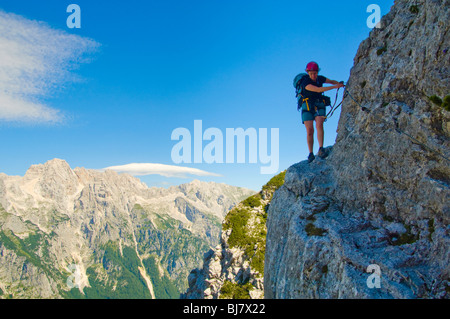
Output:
[0, 159, 255, 298]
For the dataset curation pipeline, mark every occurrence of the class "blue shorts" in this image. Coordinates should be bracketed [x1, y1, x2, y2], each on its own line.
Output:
[301, 102, 326, 123]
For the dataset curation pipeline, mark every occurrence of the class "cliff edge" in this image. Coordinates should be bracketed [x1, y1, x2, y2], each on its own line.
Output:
[265, 0, 449, 298]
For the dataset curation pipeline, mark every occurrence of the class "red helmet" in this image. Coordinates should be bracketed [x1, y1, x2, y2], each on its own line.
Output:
[306, 61, 320, 72]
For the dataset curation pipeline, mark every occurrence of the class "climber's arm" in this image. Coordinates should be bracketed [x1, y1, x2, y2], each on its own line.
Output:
[305, 83, 344, 93]
[325, 78, 341, 85]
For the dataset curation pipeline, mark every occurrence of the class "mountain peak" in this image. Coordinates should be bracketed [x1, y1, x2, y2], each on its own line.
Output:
[45, 158, 70, 166]
[25, 158, 72, 176]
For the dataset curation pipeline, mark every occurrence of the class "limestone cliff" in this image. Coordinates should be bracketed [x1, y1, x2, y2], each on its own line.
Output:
[265, 0, 449, 298]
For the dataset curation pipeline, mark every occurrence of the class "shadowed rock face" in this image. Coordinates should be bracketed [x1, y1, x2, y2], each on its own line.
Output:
[265, 0, 449, 299]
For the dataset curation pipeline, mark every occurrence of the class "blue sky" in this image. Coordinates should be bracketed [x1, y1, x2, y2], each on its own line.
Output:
[0, 0, 394, 191]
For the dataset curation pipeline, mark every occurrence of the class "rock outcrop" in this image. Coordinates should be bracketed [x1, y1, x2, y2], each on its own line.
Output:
[183, 172, 285, 299]
[265, 0, 449, 299]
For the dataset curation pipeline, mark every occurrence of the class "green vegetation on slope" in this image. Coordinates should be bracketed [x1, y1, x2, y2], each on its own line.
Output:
[219, 280, 253, 299]
[429, 94, 450, 111]
[82, 242, 151, 299]
[262, 170, 287, 201]
[143, 255, 179, 299]
[220, 171, 286, 296]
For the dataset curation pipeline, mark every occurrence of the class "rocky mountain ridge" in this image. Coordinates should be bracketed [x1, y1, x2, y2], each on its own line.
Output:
[183, 171, 285, 299]
[0, 159, 254, 298]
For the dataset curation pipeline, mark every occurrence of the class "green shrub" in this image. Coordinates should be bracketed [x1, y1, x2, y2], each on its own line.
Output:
[251, 249, 265, 274]
[242, 194, 262, 208]
[410, 5, 419, 14]
[392, 225, 418, 246]
[429, 95, 443, 106]
[223, 199, 266, 274]
[377, 46, 387, 56]
[442, 95, 450, 111]
[428, 95, 450, 111]
[219, 281, 253, 299]
[223, 207, 251, 248]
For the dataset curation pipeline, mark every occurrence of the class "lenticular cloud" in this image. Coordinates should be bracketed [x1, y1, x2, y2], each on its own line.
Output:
[102, 163, 222, 178]
[0, 10, 99, 124]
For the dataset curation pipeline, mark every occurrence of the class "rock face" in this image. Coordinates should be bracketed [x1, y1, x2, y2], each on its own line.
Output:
[265, 0, 449, 299]
[0, 159, 254, 299]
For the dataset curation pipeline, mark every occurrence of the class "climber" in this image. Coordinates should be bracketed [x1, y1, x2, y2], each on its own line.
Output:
[296, 61, 344, 163]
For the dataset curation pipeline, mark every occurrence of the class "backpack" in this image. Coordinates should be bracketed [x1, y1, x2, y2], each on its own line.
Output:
[293, 73, 307, 95]
[293, 73, 308, 111]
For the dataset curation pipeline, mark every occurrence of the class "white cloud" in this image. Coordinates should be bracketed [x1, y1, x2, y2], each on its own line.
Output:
[0, 10, 99, 124]
[102, 163, 222, 178]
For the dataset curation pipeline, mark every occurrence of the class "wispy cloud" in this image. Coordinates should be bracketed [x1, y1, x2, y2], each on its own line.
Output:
[102, 163, 222, 178]
[0, 10, 99, 124]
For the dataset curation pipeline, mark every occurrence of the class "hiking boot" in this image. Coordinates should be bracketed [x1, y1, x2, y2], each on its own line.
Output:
[318, 147, 327, 159]
[308, 152, 315, 163]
